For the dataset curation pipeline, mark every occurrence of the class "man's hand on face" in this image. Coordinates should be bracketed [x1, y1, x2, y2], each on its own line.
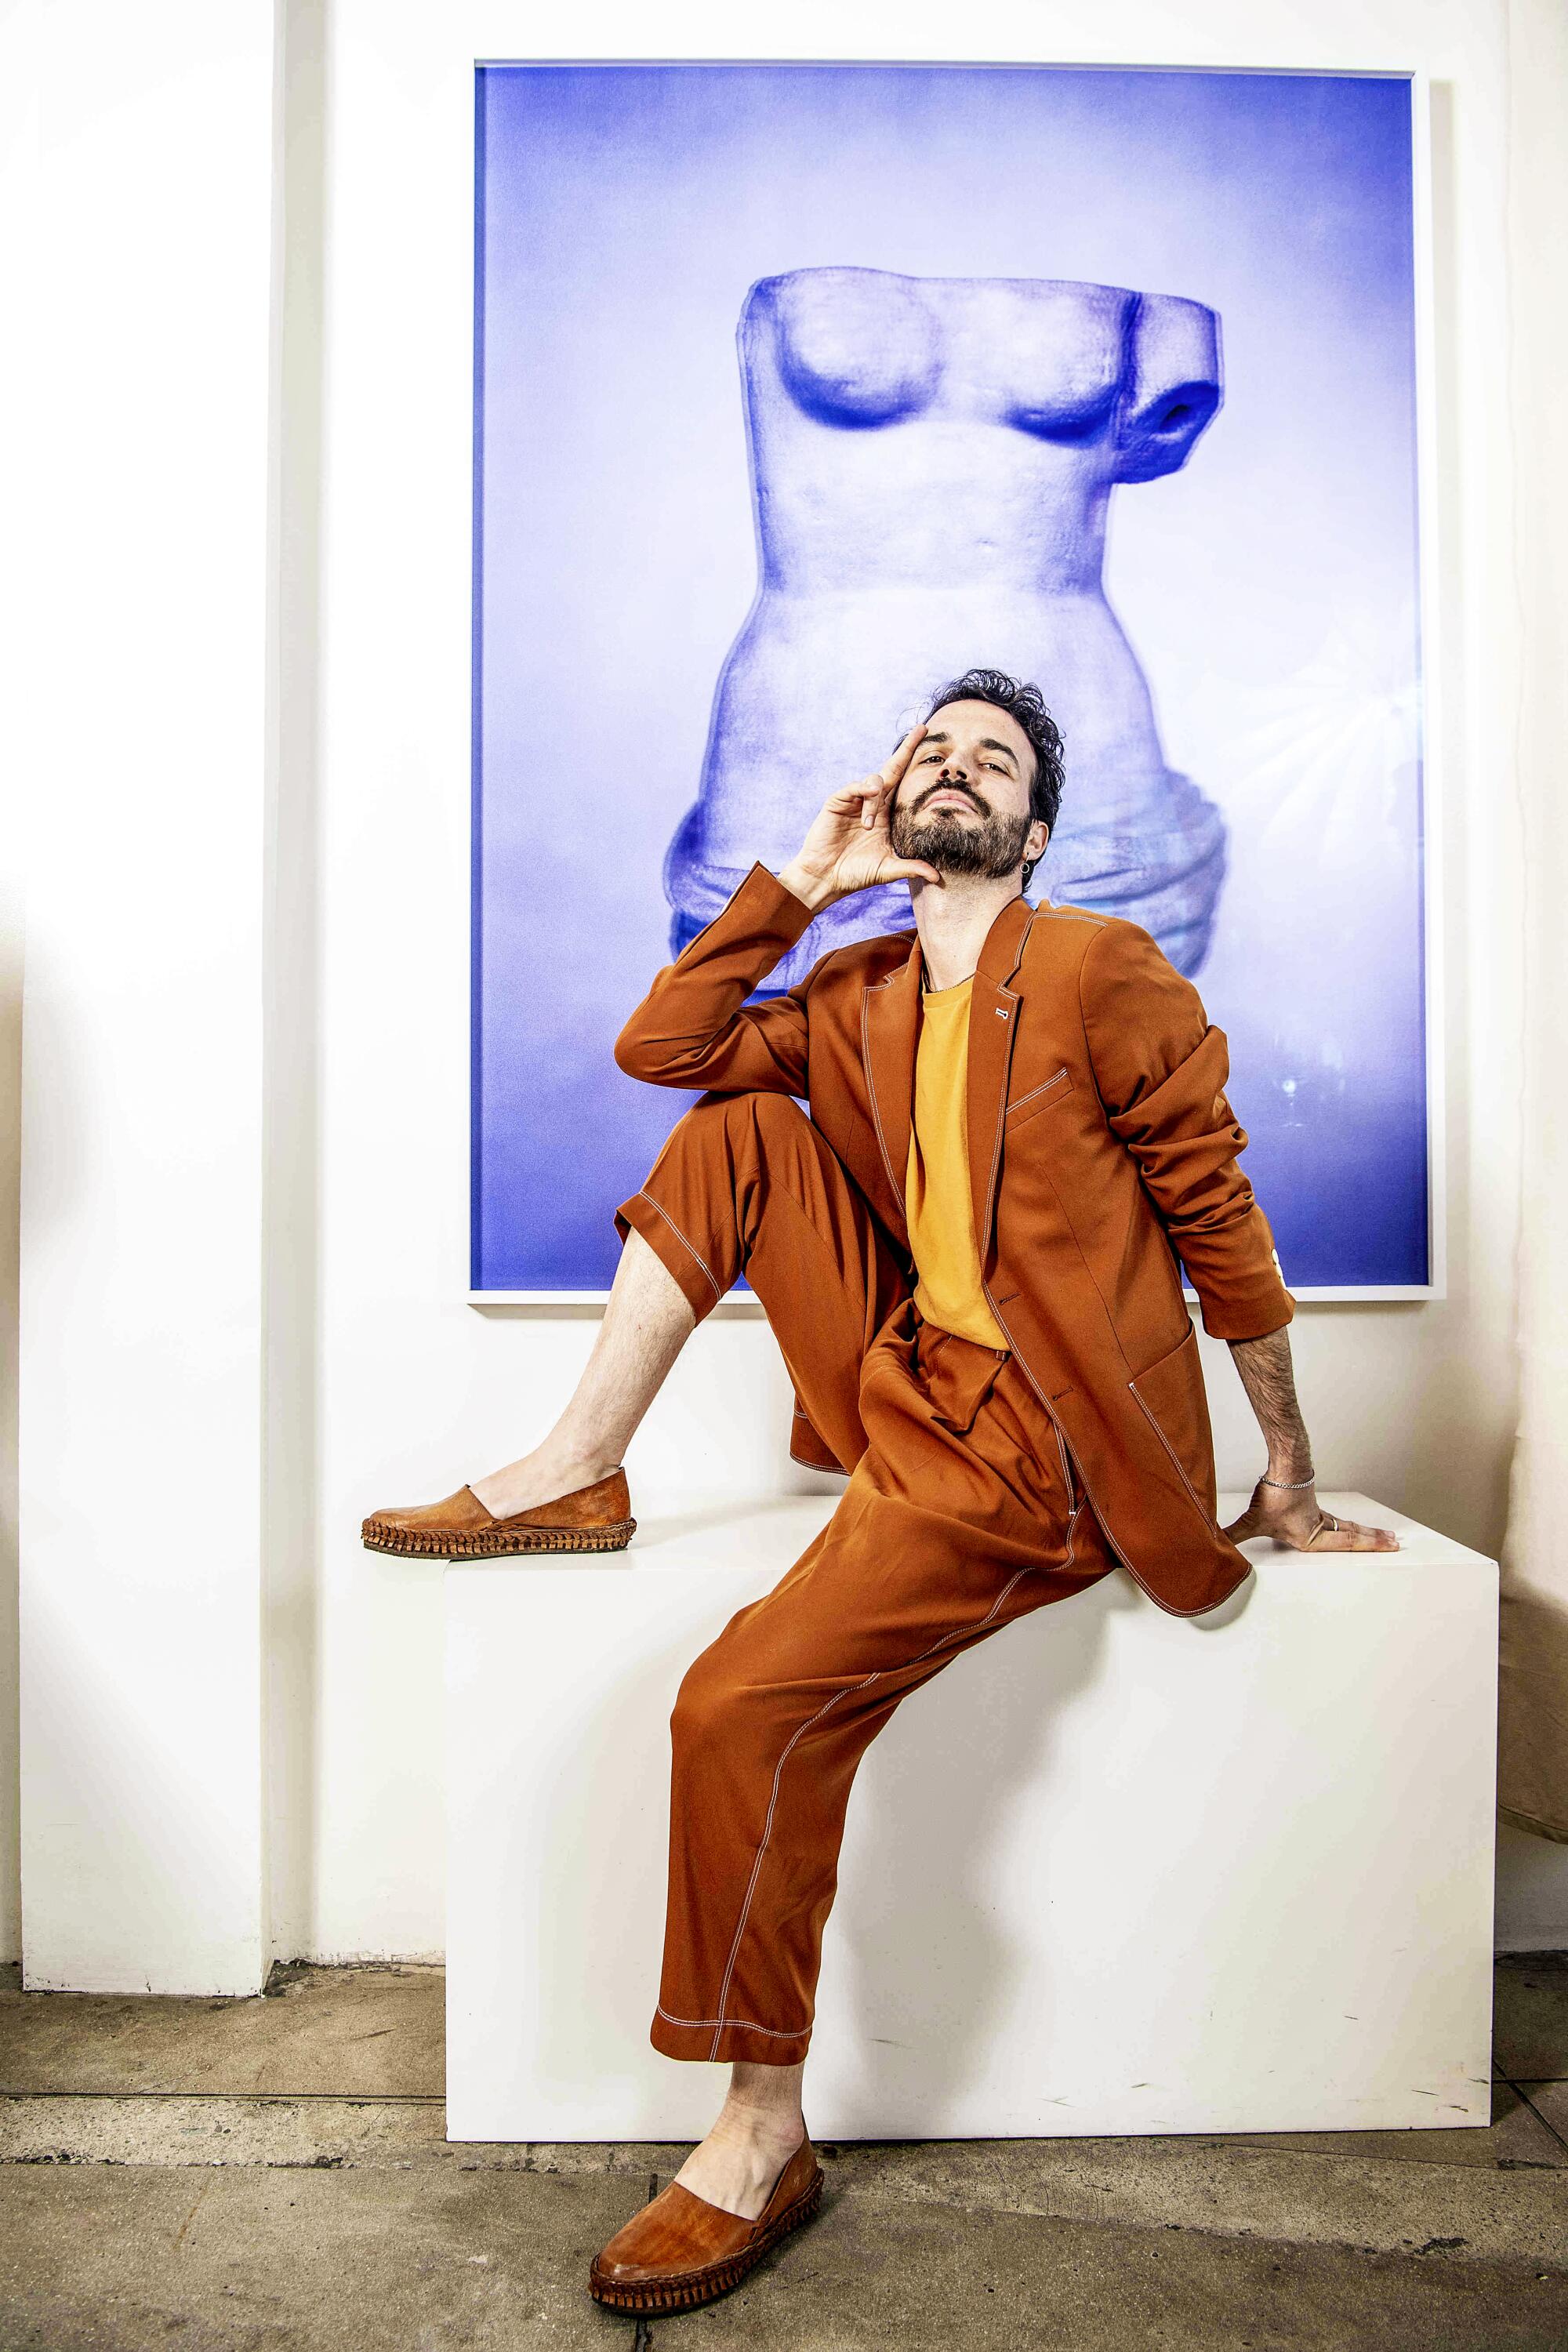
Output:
[775, 724, 944, 913]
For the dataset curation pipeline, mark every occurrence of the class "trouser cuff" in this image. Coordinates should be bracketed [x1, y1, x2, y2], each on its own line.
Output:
[650, 2008, 813, 2067]
[615, 1189, 725, 1323]
[790, 1401, 846, 1473]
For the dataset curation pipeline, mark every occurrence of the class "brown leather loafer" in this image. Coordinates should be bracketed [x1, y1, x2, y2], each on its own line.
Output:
[361, 1468, 634, 1559]
[588, 2137, 823, 2314]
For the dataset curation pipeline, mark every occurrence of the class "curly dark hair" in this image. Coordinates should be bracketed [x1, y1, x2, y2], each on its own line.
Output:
[918, 667, 1065, 891]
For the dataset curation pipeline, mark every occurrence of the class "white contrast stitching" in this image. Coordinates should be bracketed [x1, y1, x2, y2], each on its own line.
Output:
[983, 1284, 1232, 1617]
[860, 976, 907, 1214]
[972, 984, 1020, 1262]
[707, 1689, 850, 2056]
[1128, 1359, 1218, 1526]
[1054, 1420, 1077, 1514]
[636, 1190, 724, 1303]
[1005, 1066, 1070, 1119]
[980, 1279, 1189, 1613]
[658, 2003, 810, 2038]
[703, 1561, 1036, 2058]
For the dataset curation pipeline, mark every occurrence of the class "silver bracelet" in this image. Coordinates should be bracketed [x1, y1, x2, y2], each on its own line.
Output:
[1261, 1469, 1316, 1490]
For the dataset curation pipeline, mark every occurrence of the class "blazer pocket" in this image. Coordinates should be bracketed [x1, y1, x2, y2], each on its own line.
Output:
[1004, 1065, 1074, 1130]
[1127, 1321, 1216, 1523]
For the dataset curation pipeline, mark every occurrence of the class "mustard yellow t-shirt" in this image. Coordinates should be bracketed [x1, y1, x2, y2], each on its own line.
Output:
[905, 976, 1010, 1351]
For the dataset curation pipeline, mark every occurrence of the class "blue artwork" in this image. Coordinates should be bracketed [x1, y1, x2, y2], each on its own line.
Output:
[473, 64, 1428, 1298]
[667, 270, 1226, 986]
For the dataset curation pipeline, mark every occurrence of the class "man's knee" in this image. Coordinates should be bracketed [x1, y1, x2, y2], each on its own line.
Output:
[647, 1091, 812, 1204]
[681, 1089, 806, 1148]
[670, 1635, 762, 1769]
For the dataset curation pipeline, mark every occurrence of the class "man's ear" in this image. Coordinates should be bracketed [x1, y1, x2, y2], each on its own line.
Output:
[1026, 819, 1049, 866]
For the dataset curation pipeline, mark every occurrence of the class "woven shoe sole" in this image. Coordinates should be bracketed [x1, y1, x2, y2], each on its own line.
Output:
[588, 2169, 824, 2314]
[361, 1517, 635, 1560]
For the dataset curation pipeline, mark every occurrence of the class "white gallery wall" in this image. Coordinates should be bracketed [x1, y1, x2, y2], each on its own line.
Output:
[8, 0, 1568, 1985]
[0, 0, 35, 1971]
[12, 0, 278, 1988]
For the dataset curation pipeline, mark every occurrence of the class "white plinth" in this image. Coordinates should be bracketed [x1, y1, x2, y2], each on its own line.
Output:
[445, 1493, 1497, 2141]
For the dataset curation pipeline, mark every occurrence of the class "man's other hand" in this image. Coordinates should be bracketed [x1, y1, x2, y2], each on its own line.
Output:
[775, 724, 944, 913]
[1223, 1480, 1402, 1552]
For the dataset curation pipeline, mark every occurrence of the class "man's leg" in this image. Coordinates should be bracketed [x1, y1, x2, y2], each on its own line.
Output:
[652, 1316, 1117, 2211]
[615, 1087, 910, 1478]
[609, 1091, 911, 2214]
[669, 2056, 808, 2221]
[383, 1087, 906, 2222]
[471, 1225, 694, 1518]
[471, 1087, 904, 1515]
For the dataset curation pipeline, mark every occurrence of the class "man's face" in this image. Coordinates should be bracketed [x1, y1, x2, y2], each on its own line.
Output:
[888, 700, 1047, 882]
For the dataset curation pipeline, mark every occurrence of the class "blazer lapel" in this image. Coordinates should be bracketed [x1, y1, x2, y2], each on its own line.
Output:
[966, 895, 1033, 1258]
[861, 940, 922, 1235]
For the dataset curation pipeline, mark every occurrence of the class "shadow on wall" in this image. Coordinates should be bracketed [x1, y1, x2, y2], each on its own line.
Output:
[265, 0, 331, 1967]
[827, 1570, 1124, 2126]
[0, 880, 22, 1963]
[518, 1550, 1124, 2131]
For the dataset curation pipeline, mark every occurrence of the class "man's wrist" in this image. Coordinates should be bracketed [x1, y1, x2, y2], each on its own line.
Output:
[774, 859, 838, 916]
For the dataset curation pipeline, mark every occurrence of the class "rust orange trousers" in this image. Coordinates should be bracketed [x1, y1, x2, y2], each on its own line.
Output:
[615, 1091, 1118, 2067]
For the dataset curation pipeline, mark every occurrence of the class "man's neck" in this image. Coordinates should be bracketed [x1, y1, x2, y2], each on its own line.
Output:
[912, 873, 1027, 993]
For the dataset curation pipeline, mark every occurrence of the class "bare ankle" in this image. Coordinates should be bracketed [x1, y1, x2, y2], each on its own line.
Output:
[713, 2092, 805, 2152]
[543, 1447, 619, 1490]
[470, 1444, 619, 1518]
[672, 2096, 805, 2221]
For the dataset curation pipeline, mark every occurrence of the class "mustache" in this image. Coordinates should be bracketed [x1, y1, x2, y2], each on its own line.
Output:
[903, 779, 988, 818]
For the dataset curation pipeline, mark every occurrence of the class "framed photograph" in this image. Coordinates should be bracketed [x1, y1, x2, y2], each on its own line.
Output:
[470, 61, 1437, 1303]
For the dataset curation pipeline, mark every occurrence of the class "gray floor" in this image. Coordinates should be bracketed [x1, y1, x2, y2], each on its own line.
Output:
[2, 1956, 1566, 2348]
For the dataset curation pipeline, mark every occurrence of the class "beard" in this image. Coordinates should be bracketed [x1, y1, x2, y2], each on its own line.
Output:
[890, 786, 1035, 881]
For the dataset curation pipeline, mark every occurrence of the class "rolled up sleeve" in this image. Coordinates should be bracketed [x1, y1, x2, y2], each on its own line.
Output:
[1080, 919, 1296, 1341]
[614, 864, 822, 1096]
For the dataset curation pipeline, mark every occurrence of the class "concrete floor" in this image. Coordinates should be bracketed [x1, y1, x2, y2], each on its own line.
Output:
[2, 1958, 1566, 2349]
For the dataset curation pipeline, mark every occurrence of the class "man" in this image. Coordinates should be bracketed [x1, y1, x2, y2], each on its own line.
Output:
[364, 668, 1399, 2318]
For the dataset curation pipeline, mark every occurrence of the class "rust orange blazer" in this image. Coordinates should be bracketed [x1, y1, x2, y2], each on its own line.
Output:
[615, 863, 1297, 1617]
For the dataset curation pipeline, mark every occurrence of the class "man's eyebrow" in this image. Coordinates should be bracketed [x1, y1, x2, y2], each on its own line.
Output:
[913, 727, 1020, 771]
